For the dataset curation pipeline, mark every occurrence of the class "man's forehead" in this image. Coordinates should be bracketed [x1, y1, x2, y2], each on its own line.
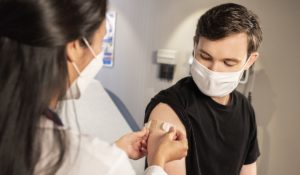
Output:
[196, 34, 248, 61]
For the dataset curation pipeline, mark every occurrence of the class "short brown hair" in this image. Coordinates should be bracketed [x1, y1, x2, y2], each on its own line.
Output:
[194, 3, 263, 55]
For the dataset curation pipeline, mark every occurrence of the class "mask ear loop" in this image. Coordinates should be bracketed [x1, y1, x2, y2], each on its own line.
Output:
[71, 37, 97, 76]
[72, 62, 81, 76]
[238, 55, 252, 81]
[82, 37, 97, 57]
[242, 56, 251, 69]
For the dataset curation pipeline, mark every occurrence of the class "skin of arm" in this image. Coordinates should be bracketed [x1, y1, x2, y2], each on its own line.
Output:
[147, 103, 187, 175]
[240, 162, 257, 175]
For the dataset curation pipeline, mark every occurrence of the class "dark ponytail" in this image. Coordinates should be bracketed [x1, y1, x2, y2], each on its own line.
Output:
[0, 0, 107, 174]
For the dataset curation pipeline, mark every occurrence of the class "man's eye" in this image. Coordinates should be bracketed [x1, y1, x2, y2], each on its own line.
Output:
[200, 53, 211, 60]
[224, 61, 236, 67]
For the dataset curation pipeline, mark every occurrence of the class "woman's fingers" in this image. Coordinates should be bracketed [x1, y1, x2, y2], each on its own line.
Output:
[134, 127, 147, 137]
[133, 127, 150, 142]
[166, 127, 176, 140]
[141, 146, 148, 155]
[175, 129, 186, 141]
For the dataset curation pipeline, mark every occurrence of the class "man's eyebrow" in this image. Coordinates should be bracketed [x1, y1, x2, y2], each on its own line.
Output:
[199, 49, 241, 62]
[223, 57, 240, 62]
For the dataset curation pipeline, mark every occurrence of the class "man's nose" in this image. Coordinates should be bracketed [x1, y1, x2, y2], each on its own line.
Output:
[206, 62, 219, 72]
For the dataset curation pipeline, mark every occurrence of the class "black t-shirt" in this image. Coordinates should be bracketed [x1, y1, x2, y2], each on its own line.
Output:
[144, 77, 260, 175]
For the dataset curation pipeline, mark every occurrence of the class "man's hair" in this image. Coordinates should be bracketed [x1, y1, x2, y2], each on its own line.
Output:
[194, 3, 263, 54]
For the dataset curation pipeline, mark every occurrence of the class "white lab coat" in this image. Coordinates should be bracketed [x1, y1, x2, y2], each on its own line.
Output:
[35, 119, 167, 175]
[56, 79, 146, 173]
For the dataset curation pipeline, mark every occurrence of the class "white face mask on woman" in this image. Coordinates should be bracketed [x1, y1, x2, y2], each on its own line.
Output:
[64, 37, 104, 99]
[191, 56, 249, 97]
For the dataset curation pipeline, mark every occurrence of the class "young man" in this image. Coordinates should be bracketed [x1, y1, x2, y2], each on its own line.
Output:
[145, 3, 262, 175]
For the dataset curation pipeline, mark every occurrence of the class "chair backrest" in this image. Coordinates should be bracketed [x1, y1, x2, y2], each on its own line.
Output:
[105, 88, 140, 132]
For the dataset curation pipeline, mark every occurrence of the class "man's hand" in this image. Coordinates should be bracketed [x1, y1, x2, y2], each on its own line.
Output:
[115, 127, 149, 160]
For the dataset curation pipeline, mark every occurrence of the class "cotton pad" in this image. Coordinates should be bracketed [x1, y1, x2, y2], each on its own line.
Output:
[145, 119, 174, 132]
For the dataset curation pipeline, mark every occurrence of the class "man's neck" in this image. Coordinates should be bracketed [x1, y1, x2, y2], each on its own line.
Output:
[211, 94, 231, 106]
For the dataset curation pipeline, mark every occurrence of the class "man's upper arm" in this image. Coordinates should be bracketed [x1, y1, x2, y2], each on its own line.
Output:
[240, 162, 257, 175]
[147, 103, 187, 175]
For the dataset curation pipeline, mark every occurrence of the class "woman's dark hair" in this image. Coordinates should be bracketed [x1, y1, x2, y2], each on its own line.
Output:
[0, 0, 107, 174]
[194, 3, 263, 55]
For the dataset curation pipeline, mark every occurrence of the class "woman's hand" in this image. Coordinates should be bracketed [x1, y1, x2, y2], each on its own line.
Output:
[147, 127, 188, 168]
[115, 127, 149, 160]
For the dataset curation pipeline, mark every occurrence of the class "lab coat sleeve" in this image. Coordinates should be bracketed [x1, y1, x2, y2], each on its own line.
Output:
[38, 120, 168, 175]
[144, 166, 168, 175]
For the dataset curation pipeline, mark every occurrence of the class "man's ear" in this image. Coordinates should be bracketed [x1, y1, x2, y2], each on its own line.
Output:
[246, 52, 259, 70]
[65, 39, 84, 63]
[193, 36, 198, 47]
[193, 36, 198, 56]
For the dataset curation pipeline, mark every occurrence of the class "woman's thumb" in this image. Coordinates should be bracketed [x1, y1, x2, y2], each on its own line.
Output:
[167, 127, 176, 140]
[135, 127, 148, 137]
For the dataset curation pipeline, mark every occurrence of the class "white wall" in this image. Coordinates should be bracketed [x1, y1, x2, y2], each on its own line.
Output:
[247, 0, 300, 174]
[96, 0, 300, 174]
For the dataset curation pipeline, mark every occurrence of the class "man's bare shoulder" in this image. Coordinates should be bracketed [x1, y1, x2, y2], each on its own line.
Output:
[146, 103, 187, 175]
[148, 103, 186, 134]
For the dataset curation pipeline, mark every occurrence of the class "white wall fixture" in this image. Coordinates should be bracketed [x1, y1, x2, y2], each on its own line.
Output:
[103, 11, 117, 67]
[157, 49, 178, 81]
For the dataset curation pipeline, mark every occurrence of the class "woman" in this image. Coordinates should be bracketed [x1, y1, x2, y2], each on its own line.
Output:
[0, 0, 188, 175]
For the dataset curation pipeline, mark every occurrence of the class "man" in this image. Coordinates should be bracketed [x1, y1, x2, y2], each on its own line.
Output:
[145, 3, 262, 175]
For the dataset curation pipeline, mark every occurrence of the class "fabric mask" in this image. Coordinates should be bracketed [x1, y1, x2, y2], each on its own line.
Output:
[191, 56, 249, 97]
[64, 37, 104, 99]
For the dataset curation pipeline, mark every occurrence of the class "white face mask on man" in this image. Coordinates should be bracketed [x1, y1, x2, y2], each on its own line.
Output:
[191, 55, 249, 97]
[64, 37, 104, 99]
